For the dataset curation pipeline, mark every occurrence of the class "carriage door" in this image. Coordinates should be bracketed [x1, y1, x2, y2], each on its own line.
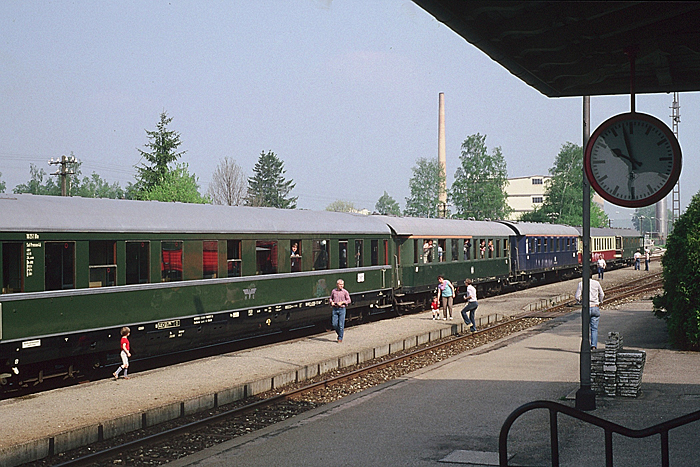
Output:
[1, 243, 23, 293]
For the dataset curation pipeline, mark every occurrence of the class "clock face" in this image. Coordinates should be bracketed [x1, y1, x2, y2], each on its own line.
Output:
[584, 112, 682, 208]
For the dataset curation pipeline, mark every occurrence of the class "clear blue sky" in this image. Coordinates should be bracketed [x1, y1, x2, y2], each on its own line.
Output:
[2, 1, 698, 226]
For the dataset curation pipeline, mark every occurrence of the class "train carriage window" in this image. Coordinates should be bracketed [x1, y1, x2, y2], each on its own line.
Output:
[89, 240, 116, 287]
[2, 243, 22, 293]
[495, 239, 501, 258]
[339, 241, 348, 268]
[371, 240, 379, 266]
[227, 240, 241, 277]
[503, 239, 509, 257]
[355, 240, 363, 267]
[126, 241, 150, 284]
[479, 239, 486, 259]
[290, 240, 302, 272]
[161, 241, 183, 282]
[45, 242, 75, 290]
[451, 239, 461, 262]
[544, 237, 549, 252]
[383, 239, 389, 265]
[463, 239, 471, 260]
[203, 241, 218, 279]
[487, 239, 494, 258]
[413, 240, 421, 264]
[437, 239, 446, 262]
[312, 240, 329, 270]
[256, 240, 277, 275]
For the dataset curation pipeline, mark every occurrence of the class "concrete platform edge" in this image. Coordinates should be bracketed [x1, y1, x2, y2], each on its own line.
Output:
[1, 311, 505, 467]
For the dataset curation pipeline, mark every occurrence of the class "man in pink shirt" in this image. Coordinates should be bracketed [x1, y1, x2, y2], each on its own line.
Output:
[330, 279, 351, 343]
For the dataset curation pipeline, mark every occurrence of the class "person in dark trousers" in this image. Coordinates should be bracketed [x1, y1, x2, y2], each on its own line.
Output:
[330, 279, 351, 343]
[113, 326, 131, 380]
[462, 278, 479, 332]
[597, 257, 606, 280]
[645, 248, 650, 271]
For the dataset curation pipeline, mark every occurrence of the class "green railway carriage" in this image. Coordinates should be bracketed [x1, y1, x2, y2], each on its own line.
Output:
[380, 216, 513, 306]
[0, 195, 394, 389]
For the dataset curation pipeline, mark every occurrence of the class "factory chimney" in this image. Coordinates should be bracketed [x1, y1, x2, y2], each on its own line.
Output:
[438, 93, 447, 218]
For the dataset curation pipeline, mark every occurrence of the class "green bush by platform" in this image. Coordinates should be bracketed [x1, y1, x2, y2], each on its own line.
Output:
[653, 192, 700, 350]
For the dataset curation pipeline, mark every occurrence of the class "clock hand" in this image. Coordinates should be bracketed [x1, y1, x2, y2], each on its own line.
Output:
[611, 148, 637, 167]
[622, 125, 643, 169]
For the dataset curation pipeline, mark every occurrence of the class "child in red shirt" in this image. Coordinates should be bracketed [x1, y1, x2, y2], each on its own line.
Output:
[113, 326, 132, 380]
[431, 296, 440, 320]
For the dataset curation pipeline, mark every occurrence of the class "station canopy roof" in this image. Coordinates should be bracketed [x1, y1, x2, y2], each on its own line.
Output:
[413, 1, 700, 97]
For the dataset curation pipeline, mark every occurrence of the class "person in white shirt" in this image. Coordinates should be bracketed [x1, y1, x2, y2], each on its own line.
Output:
[597, 257, 607, 280]
[634, 251, 642, 270]
[575, 275, 605, 349]
[461, 278, 479, 332]
[645, 248, 650, 271]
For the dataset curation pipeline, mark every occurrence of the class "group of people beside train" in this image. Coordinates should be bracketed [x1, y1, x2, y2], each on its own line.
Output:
[433, 275, 478, 332]
[633, 248, 651, 271]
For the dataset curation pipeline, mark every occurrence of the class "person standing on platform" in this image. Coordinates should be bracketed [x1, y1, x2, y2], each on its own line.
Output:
[645, 248, 650, 271]
[430, 295, 440, 320]
[597, 257, 607, 280]
[462, 278, 479, 332]
[575, 275, 605, 349]
[437, 275, 455, 320]
[634, 250, 642, 270]
[330, 279, 351, 343]
[113, 327, 131, 380]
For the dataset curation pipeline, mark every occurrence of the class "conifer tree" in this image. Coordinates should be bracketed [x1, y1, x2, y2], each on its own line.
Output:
[131, 111, 185, 196]
[246, 150, 297, 209]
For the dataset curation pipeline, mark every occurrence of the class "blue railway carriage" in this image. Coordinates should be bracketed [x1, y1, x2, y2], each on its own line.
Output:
[380, 216, 513, 305]
[0, 195, 394, 389]
[498, 221, 580, 283]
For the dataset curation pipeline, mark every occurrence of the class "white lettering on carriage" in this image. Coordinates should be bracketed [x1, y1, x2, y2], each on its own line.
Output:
[243, 287, 257, 299]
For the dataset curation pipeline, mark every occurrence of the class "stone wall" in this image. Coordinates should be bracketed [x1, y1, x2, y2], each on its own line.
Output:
[591, 332, 646, 397]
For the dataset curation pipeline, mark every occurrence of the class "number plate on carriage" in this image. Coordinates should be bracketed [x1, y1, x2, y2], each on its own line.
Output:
[155, 320, 181, 330]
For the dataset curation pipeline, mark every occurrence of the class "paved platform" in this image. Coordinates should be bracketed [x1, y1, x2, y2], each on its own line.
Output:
[168, 299, 700, 467]
[0, 264, 673, 466]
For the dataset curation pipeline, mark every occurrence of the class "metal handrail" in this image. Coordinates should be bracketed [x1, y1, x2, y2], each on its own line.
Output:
[499, 400, 700, 467]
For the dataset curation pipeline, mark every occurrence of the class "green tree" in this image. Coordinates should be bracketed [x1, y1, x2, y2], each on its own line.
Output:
[404, 157, 444, 218]
[0, 172, 6, 193]
[521, 143, 608, 227]
[450, 133, 511, 220]
[653, 191, 700, 350]
[375, 191, 401, 215]
[74, 172, 125, 199]
[13, 164, 61, 195]
[14, 158, 124, 198]
[130, 111, 185, 198]
[140, 163, 208, 204]
[326, 200, 357, 212]
[246, 150, 297, 209]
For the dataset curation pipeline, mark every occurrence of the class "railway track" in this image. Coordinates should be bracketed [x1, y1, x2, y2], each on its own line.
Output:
[28, 273, 664, 467]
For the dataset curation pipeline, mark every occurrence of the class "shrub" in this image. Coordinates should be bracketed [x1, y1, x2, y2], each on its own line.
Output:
[653, 192, 700, 350]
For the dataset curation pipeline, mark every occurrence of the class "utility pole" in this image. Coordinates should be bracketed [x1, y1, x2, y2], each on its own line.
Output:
[670, 92, 681, 227]
[49, 155, 76, 196]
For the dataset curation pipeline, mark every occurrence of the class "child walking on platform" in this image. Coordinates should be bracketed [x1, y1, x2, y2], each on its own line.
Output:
[113, 327, 131, 380]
